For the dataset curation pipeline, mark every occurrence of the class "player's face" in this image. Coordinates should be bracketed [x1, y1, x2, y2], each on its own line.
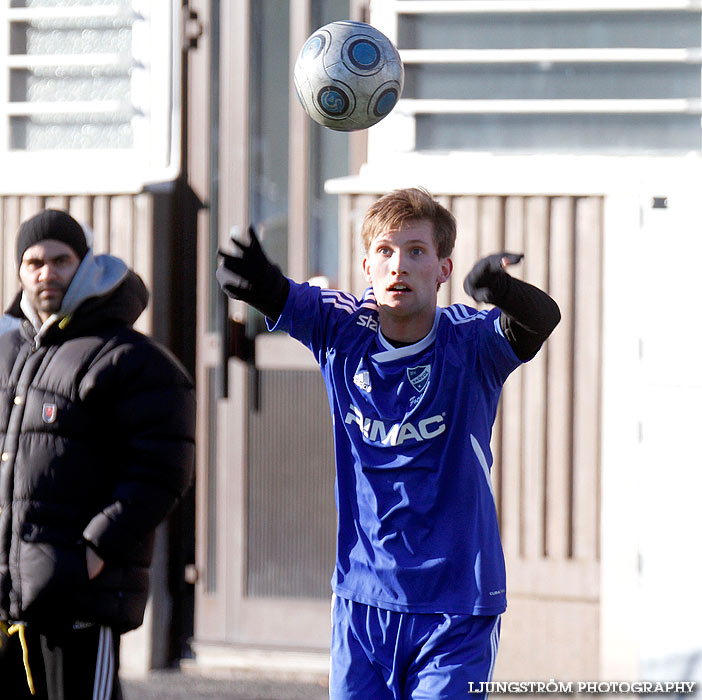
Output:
[363, 219, 452, 341]
[19, 240, 81, 322]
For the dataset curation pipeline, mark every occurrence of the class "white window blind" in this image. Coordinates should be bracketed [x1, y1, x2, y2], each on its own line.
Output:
[370, 0, 702, 154]
[0, 0, 180, 193]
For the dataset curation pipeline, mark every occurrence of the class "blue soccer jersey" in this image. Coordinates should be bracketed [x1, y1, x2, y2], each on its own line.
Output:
[269, 280, 522, 615]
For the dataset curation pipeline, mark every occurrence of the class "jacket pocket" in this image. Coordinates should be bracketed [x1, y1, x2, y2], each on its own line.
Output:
[75, 564, 150, 633]
[16, 525, 88, 623]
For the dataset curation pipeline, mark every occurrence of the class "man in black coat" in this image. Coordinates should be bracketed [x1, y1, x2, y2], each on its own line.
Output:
[0, 209, 196, 700]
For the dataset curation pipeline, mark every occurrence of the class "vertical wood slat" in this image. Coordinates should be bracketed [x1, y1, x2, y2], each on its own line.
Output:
[476, 197, 504, 315]
[521, 197, 550, 559]
[337, 193, 353, 293]
[435, 195, 452, 308]
[346, 194, 378, 298]
[478, 196, 505, 508]
[2, 197, 41, 304]
[133, 194, 154, 336]
[450, 196, 479, 303]
[1, 197, 21, 304]
[547, 197, 576, 559]
[44, 196, 70, 211]
[110, 195, 136, 266]
[19, 197, 42, 233]
[69, 196, 95, 244]
[92, 196, 112, 254]
[572, 197, 603, 562]
[500, 196, 526, 557]
[479, 197, 504, 257]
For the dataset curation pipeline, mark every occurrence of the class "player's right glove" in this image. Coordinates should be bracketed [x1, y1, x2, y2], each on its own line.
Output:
[216, 226, 289, 321]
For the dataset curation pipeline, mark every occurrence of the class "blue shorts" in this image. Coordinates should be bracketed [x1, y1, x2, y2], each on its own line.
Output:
[329, 595, 501, 700]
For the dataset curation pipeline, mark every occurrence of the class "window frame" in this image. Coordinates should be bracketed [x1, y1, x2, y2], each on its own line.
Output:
[0, 0, 181, 195]
[369, 0, 702, 156]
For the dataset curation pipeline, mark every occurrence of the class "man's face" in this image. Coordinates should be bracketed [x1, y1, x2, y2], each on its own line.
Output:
[362, 219, 452, 338]
[19, 240, 81, 322]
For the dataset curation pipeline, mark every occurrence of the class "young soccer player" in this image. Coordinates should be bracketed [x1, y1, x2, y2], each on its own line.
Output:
[217, 187, 560, 700]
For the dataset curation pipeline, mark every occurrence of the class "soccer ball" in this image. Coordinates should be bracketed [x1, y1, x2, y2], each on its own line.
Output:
[293, 20, 404, 132]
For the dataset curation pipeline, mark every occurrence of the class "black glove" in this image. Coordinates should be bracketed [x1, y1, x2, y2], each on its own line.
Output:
[463, 252, 560, 361]
[463, 252, 523, 305]
[216, 226, 289, 321]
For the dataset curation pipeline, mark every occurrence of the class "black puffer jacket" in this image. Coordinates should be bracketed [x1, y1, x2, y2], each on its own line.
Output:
[0, 252, 195, 633]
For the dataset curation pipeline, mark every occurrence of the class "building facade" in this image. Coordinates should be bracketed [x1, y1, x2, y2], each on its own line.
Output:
[188, 0, 702, 683]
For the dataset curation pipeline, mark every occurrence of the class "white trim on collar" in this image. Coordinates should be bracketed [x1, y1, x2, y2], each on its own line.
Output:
[371, 308, 441, 363]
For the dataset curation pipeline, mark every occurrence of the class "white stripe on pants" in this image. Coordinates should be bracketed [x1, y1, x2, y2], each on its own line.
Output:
[92, 626, 115, 700]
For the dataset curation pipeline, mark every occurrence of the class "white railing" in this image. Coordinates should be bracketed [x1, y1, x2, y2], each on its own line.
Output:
[7, 5, 138, 22]
[5, 101, 136, 117]
[397, 98, 702, 114]
[399, 48, 702, 64]
[383, 0, 702, 13]
[6, 54, 137, 69]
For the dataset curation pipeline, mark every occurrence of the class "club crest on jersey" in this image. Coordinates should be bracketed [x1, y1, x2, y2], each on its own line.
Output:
[42, 403, 57, 424]
[407, 365, 431, 393]
[353, 370, 372, 393]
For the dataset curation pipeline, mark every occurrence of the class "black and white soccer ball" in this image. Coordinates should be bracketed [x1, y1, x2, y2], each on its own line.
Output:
[293, 20, 404, 132]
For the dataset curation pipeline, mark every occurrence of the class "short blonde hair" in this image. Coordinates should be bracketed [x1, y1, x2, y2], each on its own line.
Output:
[361, 187, 456, 259]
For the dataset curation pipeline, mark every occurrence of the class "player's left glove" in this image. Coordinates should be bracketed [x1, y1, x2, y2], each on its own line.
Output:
[463, 252, 523, 305]
[463, 252, 560, 361]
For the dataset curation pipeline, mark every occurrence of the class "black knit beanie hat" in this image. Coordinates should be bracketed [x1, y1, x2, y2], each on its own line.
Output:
[16, 209, 89, 267]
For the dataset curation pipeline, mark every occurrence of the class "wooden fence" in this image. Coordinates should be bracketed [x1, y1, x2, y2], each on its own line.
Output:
[340, 192, 604, 679]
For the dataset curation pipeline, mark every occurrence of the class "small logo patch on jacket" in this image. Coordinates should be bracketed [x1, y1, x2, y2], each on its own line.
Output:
[42, 403, 57, 424]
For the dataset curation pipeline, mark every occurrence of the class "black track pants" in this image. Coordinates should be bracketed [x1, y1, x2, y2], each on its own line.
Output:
[0, 622, 122, 700]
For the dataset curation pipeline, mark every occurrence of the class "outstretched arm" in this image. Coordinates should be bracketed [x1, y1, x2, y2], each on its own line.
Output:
[464, 253, 561, 361]
[216, 226, 290, 322]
